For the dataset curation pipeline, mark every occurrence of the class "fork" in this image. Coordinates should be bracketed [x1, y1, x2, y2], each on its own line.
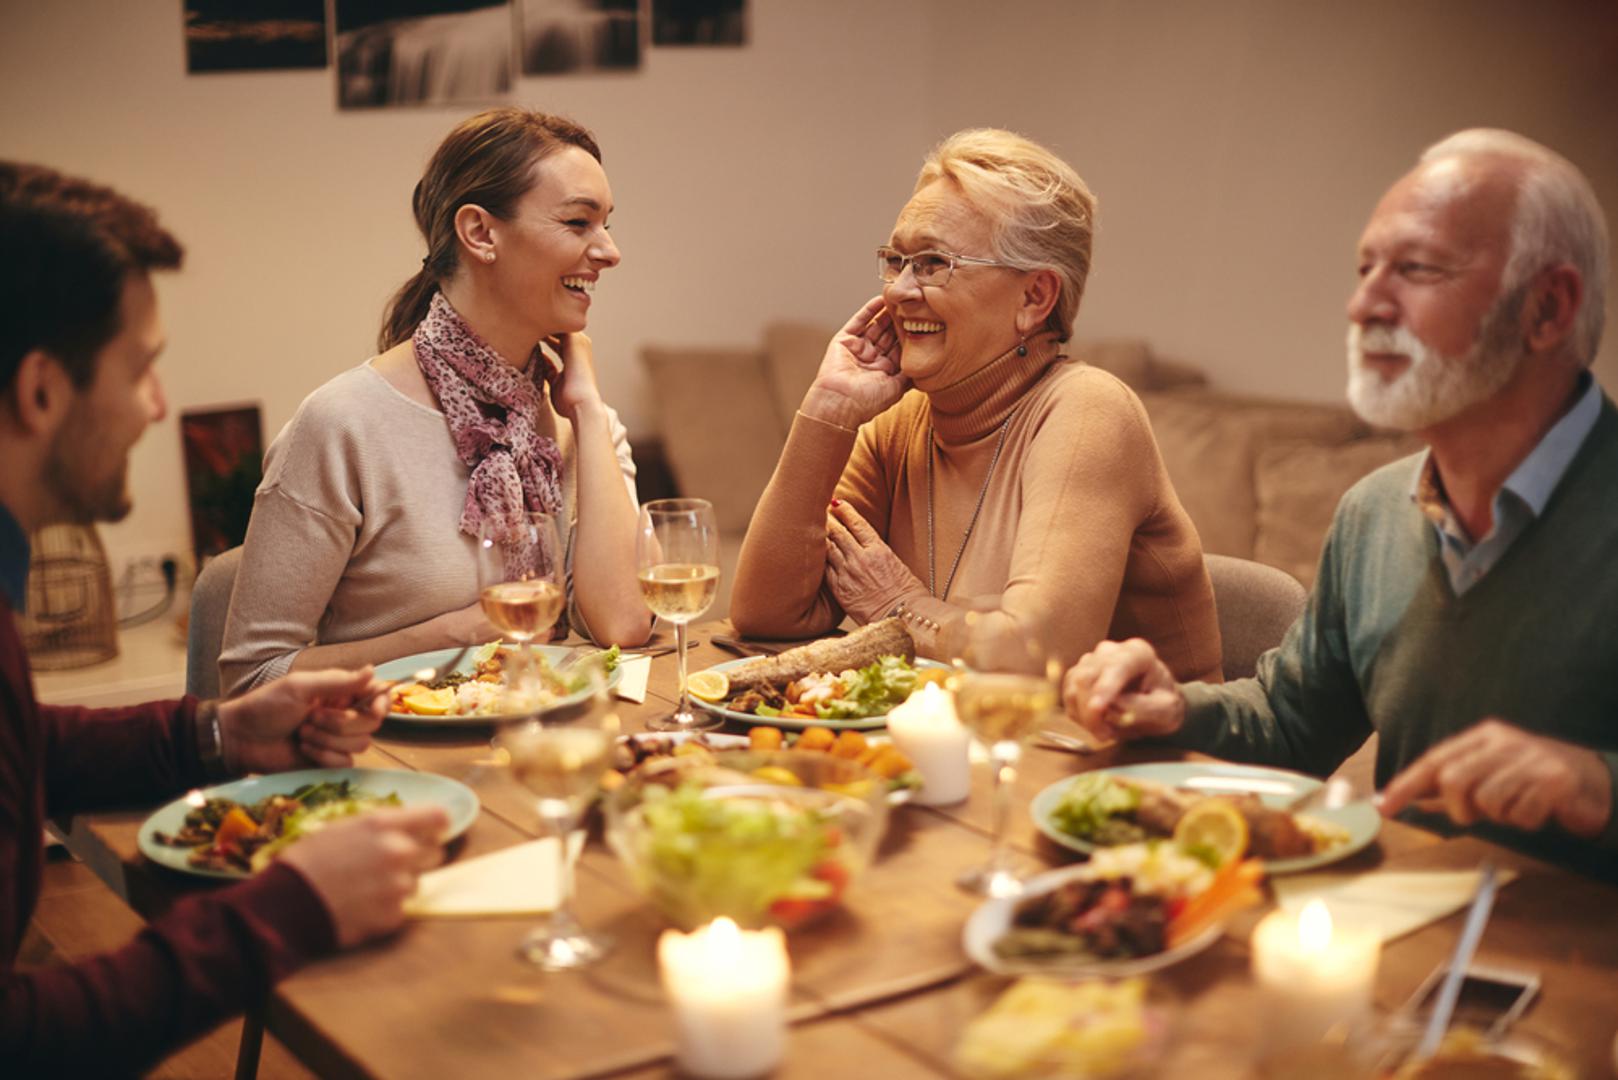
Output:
[370, 641, 474, 707]
[1035, 728, 1117, 754]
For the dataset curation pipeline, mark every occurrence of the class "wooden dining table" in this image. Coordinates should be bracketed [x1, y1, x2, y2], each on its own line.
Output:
[60, 622, 1618, 1079]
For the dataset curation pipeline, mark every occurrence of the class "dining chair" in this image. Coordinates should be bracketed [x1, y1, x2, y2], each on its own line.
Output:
[185, 545, 242, 699]
[1205, 553, 1308, 681]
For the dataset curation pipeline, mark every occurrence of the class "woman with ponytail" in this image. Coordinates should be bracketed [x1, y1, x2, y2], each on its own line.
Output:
[220, 108, 650, 695]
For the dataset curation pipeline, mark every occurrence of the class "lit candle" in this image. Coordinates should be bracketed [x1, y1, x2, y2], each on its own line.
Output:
[658, 917, 790, 1079]
[1251, 900, 1380, 1055]
[885, 682, 971, 806]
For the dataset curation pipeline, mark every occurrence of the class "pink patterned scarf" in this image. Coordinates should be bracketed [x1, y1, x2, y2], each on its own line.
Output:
[413, 292, 564, 575]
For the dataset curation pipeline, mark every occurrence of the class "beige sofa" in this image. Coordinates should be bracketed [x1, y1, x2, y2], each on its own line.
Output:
[641, 327, 1422, 616]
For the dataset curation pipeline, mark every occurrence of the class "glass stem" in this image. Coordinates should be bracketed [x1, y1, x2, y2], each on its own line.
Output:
[988, 745, 1018, 874]
[540, 801, 576, 924]
[674, 621, 690, 723]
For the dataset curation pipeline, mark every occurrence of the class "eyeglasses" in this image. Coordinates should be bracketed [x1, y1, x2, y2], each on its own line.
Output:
[876, 245, 1016, 287]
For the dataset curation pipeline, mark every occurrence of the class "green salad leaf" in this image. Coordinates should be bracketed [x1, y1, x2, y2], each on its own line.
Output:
[633, 782, 831, 926]
[814, 655, 920, 720]
[1049, 773, 1144, 843]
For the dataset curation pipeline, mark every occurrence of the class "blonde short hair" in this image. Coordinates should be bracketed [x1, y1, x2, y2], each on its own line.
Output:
[915, 129, 1097, 342]
[1420, 128, 1608, 368]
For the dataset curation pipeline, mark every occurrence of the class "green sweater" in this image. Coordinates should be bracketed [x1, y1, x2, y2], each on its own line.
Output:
[1175, 396, 1618, 874]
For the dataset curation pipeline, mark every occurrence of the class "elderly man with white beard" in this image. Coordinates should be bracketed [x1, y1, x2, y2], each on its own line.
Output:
[1060, 129, 1618, 879]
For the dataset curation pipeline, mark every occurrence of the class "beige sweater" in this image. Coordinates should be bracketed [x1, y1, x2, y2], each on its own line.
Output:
[730, 349, 1222, 680]
[219, 363, 637, 695]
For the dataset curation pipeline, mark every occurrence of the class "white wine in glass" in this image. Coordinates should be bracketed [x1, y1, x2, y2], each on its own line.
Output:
[953, 617, 1057, 899]
[636, 499, 720, 732]
[476, 513, 564, 714]
[494, 658, 617, 970]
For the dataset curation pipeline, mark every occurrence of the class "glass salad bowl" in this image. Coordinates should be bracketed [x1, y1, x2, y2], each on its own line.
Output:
[604, 749, 890, 930]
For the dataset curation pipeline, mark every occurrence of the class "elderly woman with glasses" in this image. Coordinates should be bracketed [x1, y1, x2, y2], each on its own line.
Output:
[729, 129, 1221, 677]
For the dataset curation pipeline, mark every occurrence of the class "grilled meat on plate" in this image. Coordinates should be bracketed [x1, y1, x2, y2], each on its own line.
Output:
[725, 619, 915, 694]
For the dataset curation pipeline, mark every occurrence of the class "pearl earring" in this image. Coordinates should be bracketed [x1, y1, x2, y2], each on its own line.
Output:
[1016, 342, 1028, 357]
[484, 250, 495, 263]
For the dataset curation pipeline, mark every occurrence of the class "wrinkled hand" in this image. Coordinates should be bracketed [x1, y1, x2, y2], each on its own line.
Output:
[547, 331, 605, 421]
[799, 296, 908, 429]
[278, 805, 449, 948]
[824, 500, 924, 624]
[219, 667, 389, 774]
[1061, 638, 1186, 741]
[1379, 719, 1613, 838]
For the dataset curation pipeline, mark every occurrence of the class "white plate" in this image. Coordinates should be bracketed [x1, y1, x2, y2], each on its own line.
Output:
[1030, 761, 1381, 875]
[138, 767, 480, 880]
[963, 863, 1224, 977]
[376, 645, 623, 726]
[693, 656, 952, 731]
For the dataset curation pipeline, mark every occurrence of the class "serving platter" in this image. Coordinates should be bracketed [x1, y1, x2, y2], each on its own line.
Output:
[691, 656, 952, 731]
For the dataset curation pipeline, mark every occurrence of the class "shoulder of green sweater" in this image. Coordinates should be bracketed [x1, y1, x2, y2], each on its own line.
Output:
[1330, 449, 1426, 530]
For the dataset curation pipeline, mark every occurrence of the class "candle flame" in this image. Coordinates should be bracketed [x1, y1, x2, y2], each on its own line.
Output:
[1298, 899, 1333, 951]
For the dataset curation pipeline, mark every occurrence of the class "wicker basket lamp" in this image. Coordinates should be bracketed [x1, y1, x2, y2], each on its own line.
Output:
[20, 524, 119, 670]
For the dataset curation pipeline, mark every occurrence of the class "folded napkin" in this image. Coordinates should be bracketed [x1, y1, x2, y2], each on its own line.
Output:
[614, 654, 651, 704]
[405, 833, 585, 918]
[1272, 867, 1517, 944]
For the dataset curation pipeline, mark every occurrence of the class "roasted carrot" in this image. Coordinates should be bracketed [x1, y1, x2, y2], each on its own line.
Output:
[1167, 858, 1264, 947]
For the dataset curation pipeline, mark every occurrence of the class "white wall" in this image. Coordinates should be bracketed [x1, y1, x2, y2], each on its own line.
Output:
[0, 0, 940, 567]
[928, 0, 1618, 398]
[3, 0, 1616, 572]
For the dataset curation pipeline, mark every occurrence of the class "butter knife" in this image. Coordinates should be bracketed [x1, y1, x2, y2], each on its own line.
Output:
[1416, 861, 1499, 1059]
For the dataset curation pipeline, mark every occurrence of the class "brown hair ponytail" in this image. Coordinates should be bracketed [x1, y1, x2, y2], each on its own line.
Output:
[378, 107, 603, 352]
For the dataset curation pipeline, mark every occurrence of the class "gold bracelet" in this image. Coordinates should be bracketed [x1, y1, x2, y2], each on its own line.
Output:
[887, 599, 940, 634]
[795, 409, 859, 435]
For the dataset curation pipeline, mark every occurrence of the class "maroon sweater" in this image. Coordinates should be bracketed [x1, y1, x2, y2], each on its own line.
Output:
[1, 603, 337, 1075]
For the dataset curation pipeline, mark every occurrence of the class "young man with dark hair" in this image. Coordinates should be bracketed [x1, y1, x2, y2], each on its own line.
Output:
[0, 162, 449, 1074]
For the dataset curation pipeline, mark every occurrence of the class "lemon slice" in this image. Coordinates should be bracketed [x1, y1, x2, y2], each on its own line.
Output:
[1173, 798, 1249, 867]
[686, 670, 729, 703]
[399, 686, 457, 716]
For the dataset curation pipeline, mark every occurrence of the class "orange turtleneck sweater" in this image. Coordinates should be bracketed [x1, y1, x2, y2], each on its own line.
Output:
[730, 346, 1223, 681]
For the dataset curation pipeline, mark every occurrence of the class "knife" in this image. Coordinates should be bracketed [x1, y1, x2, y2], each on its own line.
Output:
[1416, 861, 1499, 1060]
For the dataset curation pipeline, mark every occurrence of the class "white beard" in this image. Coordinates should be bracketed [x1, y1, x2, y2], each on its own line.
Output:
[1345, 318, 1522, 431]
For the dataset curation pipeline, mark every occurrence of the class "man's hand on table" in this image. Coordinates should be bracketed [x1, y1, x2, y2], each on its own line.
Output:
[825, 500, 926, 623]
[279, 805, 449, 947]
[1061, 638, 1186, 740]
[1380, 718, 1614, 839]
[218, 666, 389, 774]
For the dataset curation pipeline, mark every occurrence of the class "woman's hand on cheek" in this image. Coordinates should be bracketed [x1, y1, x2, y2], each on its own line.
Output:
[548, 332, 605, 420]
[801, 296, 910, 430]
[823, 499, 923, 623]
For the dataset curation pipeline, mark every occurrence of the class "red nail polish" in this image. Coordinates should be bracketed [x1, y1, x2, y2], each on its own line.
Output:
[830, 498, 841, 508]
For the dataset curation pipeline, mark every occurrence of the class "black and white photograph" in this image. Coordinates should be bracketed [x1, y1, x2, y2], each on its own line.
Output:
[183, 0, 328, 73]
[651, 0, 744, 46]
[335, 0, 512, 109]
[521, 0, 640, 75]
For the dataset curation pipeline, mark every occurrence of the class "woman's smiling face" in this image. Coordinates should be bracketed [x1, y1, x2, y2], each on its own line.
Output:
[882, 179, 1029, 390]
[493, 145, 620, 337]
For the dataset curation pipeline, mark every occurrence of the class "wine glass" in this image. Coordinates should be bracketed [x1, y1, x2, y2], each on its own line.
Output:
[636, 498, 722, 733]
[493, 657, 618, 969]
[476, 512, 565, 712]
[952, 615, 1058, 898]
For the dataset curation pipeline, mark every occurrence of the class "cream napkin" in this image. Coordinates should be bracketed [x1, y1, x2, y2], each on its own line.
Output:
[614, 654, 651, 704]
[1272, 867, 1517, 944]
[405, 833, 585, 918]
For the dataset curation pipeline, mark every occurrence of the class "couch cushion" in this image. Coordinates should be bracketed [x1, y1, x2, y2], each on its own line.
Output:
[1140, 390, 1373, 562]
[763, 323, 834, 433]
[640, 345, 783, 534]
[1068, 339, 1155, 390]
[1253, 434, 1422, 586]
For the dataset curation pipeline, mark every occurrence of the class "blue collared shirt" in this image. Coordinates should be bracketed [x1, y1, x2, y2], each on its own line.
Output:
[1410, 374, 1603, 595]
[0, 502, 29, 612]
